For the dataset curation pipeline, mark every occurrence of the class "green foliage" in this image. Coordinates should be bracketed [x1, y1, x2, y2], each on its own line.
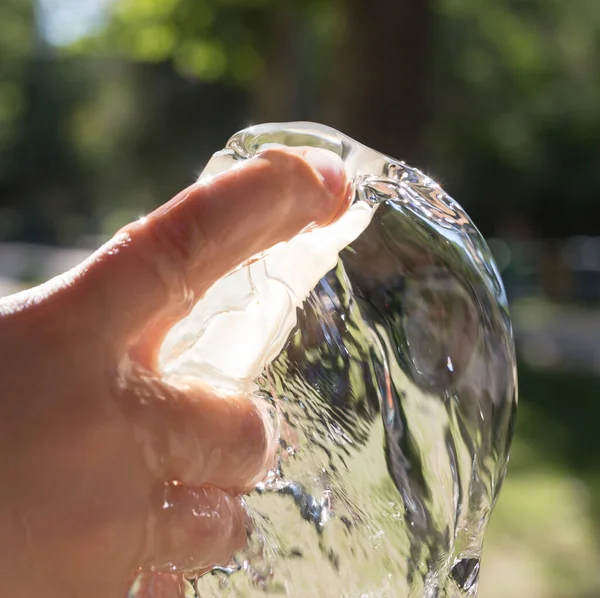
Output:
[0, 0, 36, 61]
[3, 0, 600, 237]
[70, 0, 340, 86]
[57, 0, 600, 233]
[430, 0, 600, 233]
[0, 0, 35, 174]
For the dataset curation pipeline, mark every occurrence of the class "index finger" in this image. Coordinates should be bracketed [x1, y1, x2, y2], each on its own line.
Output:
[79, 147, 349, 347]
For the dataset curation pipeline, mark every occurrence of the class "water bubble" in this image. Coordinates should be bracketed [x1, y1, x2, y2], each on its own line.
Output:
[450, 558, 480, 593]
[154, 122, 517, 597]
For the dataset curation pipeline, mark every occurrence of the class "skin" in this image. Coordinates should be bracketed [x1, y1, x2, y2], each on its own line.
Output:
[0, 148, 349, 598]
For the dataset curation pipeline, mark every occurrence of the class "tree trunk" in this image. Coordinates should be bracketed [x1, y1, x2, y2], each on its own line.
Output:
[326, 0, 431, 164]
[252, 6, 299, 123]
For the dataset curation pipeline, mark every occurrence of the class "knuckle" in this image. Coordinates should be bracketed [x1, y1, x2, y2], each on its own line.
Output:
[132, 209, 207, 297]
[147, 209, 204, 268]
[237, 400, 275, 482]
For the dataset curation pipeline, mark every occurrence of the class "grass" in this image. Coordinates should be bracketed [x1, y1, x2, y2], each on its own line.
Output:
[479, 362, 600, 598]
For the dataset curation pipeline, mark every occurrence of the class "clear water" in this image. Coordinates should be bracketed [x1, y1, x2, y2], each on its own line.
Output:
[153, 123, 517, 597]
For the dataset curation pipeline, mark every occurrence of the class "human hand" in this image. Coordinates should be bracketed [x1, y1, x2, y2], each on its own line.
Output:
[0, 148, 349, 598]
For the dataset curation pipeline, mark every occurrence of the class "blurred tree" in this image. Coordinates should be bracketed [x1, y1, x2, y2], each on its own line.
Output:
[0, 0, 40, 240]
[0, 0, 36, 181]
[430, 0, 600, 236]
[68, 0, 432, 183]
[327, 0, 431, 163]
[3, 0, 600, 242]
[80, 0, 600, 236]
[72, 0, 431, 160]
[70, 0, 342, 119]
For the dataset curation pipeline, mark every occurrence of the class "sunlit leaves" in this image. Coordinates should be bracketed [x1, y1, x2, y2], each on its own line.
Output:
[73, 0, 267, 85]
[113, 0, 180, 20]
[65, 0, 341, 87]
[0, 0, 35, 59]
[126, 24, 176, 62]
[174, 39, 227, 80]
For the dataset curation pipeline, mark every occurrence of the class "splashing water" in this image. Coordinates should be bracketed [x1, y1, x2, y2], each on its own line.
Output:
[155, 123, 517, 597]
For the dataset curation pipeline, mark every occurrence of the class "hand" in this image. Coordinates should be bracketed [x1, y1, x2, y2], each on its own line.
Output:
[0, 148, 349, 598]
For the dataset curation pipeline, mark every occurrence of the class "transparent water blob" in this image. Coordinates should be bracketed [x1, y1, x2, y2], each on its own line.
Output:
[159, 122, 517, 597]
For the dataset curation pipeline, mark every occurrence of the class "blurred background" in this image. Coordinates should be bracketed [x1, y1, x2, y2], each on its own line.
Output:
[1, 0, 599, 595]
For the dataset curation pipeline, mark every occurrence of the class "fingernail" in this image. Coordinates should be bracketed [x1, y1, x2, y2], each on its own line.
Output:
[303, 148, 347, 196]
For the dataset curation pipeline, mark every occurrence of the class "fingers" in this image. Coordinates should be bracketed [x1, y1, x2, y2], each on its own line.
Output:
[145, 483, 247, 575]
[80, 147, 349, 345]
[124, 373, 276, 493]
[134, 572, 188, 598]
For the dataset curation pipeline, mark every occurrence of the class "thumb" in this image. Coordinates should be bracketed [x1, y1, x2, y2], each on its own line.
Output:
[77, 147, 349, 348]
